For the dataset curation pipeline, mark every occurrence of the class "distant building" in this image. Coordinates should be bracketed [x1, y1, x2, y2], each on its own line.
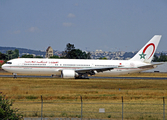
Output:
[46, 46, 53, 58]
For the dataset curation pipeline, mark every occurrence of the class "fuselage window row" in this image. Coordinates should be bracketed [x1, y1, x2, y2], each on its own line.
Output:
[63, 64, 90, 67]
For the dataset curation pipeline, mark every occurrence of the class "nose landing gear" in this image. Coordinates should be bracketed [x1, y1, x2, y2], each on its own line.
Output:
[13, 73, 17, 78]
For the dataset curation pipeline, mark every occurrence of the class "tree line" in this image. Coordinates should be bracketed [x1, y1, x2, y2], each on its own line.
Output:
[21, 43, 91, 59]
[0, 43, 91, 60]
[1, 44, 167, 62]
[153, 53, 167, 62]
[0, 49, 19, 60]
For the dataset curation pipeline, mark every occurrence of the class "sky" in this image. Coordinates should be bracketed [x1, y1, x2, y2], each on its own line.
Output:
[1, 0, 167, 52]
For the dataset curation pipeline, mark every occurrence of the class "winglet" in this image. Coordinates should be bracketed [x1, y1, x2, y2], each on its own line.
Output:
[130, 35, 162, 63]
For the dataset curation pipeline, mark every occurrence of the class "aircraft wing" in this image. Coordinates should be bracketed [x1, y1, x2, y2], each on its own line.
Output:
[75, 65, 121, 75]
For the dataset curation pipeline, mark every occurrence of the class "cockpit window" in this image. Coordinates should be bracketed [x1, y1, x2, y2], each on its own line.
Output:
[6, 62, 12, 64]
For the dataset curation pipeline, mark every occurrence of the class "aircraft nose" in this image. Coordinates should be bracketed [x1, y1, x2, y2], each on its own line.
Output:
[1, 64, 5, 70]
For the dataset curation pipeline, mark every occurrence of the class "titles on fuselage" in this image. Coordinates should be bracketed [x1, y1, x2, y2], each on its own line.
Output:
[24, 61, 59, 64]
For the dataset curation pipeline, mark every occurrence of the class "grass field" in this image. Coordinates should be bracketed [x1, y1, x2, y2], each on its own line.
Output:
[0, 72, 167, 119]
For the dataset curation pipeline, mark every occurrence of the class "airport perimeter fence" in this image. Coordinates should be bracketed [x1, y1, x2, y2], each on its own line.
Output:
[14, 96, 167, 120]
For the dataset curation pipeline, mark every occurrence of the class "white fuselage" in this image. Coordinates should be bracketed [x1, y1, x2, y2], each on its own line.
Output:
[2, 35, 161, 78]
[2, 58, 150, 75]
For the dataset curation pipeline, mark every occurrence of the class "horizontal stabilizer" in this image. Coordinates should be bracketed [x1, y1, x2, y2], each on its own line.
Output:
[138, 63, 164, 69]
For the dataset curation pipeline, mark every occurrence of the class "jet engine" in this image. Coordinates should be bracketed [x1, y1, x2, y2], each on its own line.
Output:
[61, 70, 78, 78]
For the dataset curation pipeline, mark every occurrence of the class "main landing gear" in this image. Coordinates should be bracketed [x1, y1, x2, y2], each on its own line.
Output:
[75, 74, 89, 79]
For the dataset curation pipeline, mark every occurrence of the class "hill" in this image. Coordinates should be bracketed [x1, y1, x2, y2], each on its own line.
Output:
[0, 46, 46, 57]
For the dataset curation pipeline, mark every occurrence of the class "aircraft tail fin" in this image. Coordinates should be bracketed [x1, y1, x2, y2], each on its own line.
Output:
[130, 35, 162, 63]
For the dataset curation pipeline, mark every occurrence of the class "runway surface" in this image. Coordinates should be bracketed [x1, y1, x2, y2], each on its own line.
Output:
[0, 75, 167, 80]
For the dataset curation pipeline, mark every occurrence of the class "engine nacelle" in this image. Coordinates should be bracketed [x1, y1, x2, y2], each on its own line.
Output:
[61, 70, 78, 78]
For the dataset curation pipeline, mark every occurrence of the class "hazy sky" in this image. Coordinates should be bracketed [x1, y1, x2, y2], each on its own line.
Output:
[1, 0, 167, 52]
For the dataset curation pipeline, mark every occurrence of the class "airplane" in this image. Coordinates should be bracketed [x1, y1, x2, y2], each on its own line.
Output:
[2, 35, 162, 79]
